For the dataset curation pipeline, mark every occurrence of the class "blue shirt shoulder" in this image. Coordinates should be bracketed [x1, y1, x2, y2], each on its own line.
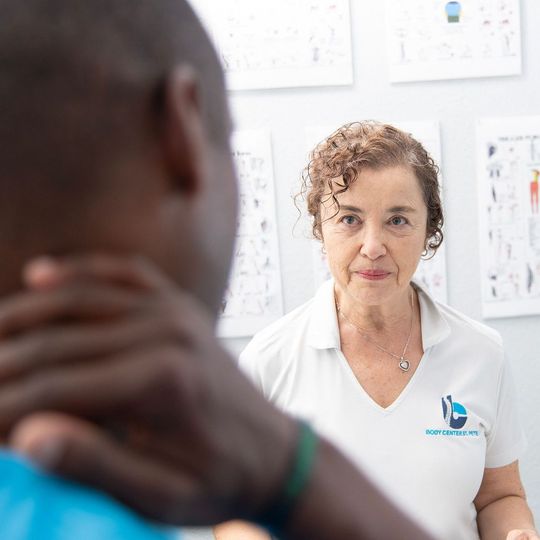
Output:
[0, 451, 179, 540]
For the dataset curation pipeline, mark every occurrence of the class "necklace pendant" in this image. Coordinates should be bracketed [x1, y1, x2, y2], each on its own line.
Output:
[399, 358, 410, 372]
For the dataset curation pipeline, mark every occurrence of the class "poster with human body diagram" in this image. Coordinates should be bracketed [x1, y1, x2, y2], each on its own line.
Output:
[191, 0, 353, 90]
[217, 131, 284, 338]
[477, 117, 540, 319]
[386, 0, 521, 82]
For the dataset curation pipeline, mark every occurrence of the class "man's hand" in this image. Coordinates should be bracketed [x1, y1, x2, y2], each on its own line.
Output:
[0, 255, 296, 525]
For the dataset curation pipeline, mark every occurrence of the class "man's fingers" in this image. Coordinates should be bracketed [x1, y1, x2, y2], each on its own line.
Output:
[23, 254, 209, 328]
[0, 315, 181, 382]
[10, 412, 198, 524]
[24, 255, 175, 292]
[0, 347, 185, 432]
[0, 284, 142, 338]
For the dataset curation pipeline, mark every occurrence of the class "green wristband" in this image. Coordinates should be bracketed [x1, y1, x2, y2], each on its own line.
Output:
[257, 419, 318, 537]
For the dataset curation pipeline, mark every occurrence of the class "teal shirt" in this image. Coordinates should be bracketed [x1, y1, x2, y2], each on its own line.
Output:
[0, 451, 179, 540]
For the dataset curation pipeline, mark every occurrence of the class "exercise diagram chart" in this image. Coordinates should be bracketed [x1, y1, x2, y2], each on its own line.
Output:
[306, 121, 448, 304]
[477, 116, 540, 319]
[217, 131, 284, 338]
[386, 0, 522, 82]
[191, 0, 353, 90]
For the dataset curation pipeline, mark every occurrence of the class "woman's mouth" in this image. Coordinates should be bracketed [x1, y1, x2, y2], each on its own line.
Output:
[356, 270, 391, 281]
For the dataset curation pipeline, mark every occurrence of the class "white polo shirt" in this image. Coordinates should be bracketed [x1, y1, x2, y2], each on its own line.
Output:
[239, 280, 526, 540]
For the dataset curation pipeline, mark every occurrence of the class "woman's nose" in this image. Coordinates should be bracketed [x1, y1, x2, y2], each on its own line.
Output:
[359, 226, 387, 260]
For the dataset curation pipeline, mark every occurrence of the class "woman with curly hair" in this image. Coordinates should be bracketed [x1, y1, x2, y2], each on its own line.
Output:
[223, 122, 537, 540]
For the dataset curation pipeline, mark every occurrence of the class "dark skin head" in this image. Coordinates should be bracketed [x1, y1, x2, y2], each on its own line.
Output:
[0, 0, 237, 316]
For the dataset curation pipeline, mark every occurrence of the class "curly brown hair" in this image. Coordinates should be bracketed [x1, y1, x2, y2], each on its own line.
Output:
[298, 121, 444, 255]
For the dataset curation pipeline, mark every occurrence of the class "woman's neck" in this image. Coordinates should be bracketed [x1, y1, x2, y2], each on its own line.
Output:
[335, 285, 415, 334]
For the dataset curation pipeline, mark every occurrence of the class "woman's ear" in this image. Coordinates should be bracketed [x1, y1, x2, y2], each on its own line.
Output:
[160, 65, 208, 196]
[421, 234, 431, 258]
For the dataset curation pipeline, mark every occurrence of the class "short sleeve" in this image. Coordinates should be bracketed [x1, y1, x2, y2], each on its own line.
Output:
[485, 357, 527, 468]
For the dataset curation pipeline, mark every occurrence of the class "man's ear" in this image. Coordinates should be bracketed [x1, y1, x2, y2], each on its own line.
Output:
[160, 65, 207, 196]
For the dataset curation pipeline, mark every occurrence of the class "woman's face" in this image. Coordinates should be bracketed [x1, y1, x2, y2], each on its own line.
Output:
[321, 165, 428, 307]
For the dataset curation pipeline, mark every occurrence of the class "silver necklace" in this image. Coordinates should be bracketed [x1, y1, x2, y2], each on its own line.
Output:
[336, 289, 415, 373]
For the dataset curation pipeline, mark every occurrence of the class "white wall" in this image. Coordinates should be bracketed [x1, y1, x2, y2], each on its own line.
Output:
[216, 0, 540, 526]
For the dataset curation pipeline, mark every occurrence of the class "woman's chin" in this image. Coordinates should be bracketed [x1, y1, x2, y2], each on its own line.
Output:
[347, 288, 395, 307]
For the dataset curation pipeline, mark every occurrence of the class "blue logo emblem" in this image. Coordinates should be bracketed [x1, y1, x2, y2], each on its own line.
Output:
[441, 395, 468, 429]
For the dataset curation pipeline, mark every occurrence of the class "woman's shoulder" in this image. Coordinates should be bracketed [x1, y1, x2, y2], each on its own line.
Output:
[239, 280, 336, 385]
[415, 282, 503, 353]
[244, 279, 335, 355]
[242, 295, 318, 358]
[436, 301, 503, 348]
[238, 296, 319, 393]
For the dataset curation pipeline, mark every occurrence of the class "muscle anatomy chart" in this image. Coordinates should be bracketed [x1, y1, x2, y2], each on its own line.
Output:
[477, 116, 540, 318]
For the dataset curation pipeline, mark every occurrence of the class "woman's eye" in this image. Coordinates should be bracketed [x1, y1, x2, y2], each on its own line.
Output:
[390, 216, 407, 226]
[341, 215, 359, 226]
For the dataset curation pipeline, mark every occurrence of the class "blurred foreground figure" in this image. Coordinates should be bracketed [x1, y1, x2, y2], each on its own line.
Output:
[0, 1, 434, 538]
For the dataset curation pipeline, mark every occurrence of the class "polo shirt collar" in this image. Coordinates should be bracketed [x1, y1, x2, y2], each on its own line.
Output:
[413, 281, 451, 349]
[306, 279, 451, 350]
[306, 279, 341, 349]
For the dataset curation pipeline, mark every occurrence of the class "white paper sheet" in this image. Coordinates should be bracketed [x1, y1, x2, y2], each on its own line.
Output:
[217, 131, 284, 338]
[306, 121, 448, 304]
[386, 0, 522, 83]
[191, 0, 353, 91]
[477, 116, 540, 319]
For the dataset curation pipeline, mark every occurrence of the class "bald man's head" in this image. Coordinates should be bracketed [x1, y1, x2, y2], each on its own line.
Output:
[0, 0, 237, 305]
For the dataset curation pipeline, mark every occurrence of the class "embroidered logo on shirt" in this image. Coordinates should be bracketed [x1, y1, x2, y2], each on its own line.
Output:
[441, 395, 467, 429]
[424, 396, 479, 437]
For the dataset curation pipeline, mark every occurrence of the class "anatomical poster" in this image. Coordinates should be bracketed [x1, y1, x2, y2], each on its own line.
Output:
[191, 0, 353, 90]
[477, 116, 540, 319]
[217, 131, 284, 337]
[386, 0, 522, 82]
